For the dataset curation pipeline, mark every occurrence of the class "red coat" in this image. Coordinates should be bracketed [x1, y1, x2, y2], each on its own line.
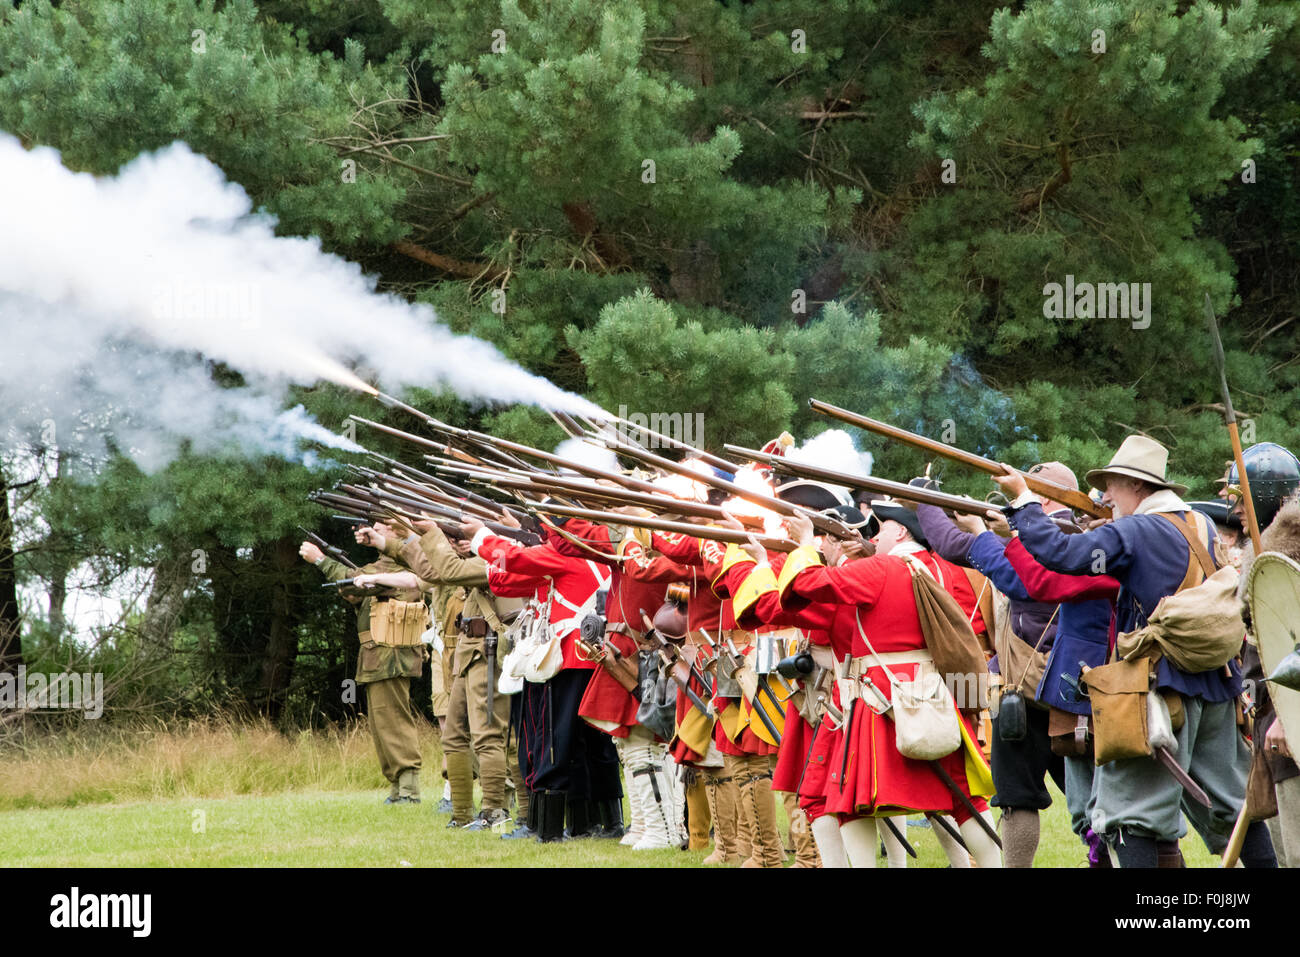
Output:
[474, 531, 610, 671]
[547, 519, 693, 737]
[738, 546, 990, 822]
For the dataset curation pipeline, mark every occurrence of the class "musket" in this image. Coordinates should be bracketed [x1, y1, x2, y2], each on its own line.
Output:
[455, 466, 769, 531]
[351, 414, 520, 472]
[1205, 294, 1263, 554]
[371, 391, 537, 471]
[312, 489, 463, 539]
[725, 444, 999, 516]
[808, 398, 1111, 520]
[330, 514, 367, 525]
[347, 464, 504, 522]
[298, 526, 359, 571]
[582, 411, 741, 474]
[532, 502, 797, 553]
[369, 452, 532, 523]
[856, 672, 1003, 849]
[336, 482, 539, 544]
[595, 433, 855, 537]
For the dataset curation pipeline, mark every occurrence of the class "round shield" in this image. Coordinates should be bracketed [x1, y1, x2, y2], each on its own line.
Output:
[1245, 552, 1300, 747]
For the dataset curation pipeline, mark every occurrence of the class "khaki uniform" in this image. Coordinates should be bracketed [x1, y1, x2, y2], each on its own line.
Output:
[384, 528, 522, 823]
[318, 556, 429, 801]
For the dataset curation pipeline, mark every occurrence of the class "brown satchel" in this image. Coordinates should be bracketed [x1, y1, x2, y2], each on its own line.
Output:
[901, 556, 988, 702]
[1082, 654, 1155, 763]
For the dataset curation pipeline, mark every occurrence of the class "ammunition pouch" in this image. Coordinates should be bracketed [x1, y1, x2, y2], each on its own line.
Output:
[371, 598, 431, 647]
[460, 615, 490, 638]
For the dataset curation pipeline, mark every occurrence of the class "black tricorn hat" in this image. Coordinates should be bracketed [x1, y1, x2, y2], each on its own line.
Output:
[776, 478, 849, 511]
[868, 499, 928, 547]
[832, 503, 877, 537]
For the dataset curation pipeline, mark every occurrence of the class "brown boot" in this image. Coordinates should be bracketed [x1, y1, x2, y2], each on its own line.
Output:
[1157, 840, 1185, 868]
[700, 769, 742, 865]
[784, 791, 821, 868]
[738, 755, 785, 868]
[724, 755, 754, 863]
[685, 770, 712, 851]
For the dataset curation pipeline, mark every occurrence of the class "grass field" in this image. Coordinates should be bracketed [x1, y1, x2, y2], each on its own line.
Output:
[0, 719, 1220, 867]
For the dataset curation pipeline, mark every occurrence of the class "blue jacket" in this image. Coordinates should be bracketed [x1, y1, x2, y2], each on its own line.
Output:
[1008, 502, 1240, 702]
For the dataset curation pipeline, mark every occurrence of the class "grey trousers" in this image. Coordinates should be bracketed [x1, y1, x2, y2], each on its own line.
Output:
[1063, 754, 1096, 837]
[1267, 775, 1300, 868]
[1092, 696, 1249, 845]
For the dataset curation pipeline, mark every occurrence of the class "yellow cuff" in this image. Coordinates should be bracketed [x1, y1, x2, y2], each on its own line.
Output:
[732, 564, 777, 621]
[776, 544, 823, 599]
[718, 542, 752, 579]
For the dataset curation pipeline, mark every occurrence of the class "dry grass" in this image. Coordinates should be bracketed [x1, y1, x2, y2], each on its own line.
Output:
[0, 716, 442, 811]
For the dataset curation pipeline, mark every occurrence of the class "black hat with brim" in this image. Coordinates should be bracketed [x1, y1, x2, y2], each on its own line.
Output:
[869, 500, 928, 548]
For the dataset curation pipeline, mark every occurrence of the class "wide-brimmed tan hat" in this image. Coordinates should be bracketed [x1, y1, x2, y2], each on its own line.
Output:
[1085, 435, 1188, 496]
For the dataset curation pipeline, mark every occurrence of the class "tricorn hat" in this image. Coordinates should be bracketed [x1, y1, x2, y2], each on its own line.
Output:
[868, 499, 928, 547]
[1085, 435, 1187, 496]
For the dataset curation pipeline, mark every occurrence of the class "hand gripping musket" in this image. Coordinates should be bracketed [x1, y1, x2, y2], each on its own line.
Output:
[594, 433, 856, 537]
[855, 671, 1003, 849]
[638, 613, 712, 717]
[298, 526, 359, 571]
[726, 444, 999, 516]
[808, 399, 1111, 521]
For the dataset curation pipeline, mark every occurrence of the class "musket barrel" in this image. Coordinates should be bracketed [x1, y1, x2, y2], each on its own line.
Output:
[598, 434, 852, 537]
[534, 502, 797, 553]
[724, 444, 995, 516]
[808, 398, 1110, 520]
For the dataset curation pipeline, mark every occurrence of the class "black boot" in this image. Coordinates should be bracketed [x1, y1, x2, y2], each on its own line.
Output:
[535, 790, 568, 843]
[595, 798, 625, 839]
[564, 796, 598, 838]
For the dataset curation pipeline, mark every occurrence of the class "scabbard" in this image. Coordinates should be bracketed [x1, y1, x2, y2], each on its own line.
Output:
[927, 759, 1002, 849]
[1154, 746, 1212, 808]
[881, 817, 917, 858]
[925, 812, 969, 852]
[485, 646, 496, 723]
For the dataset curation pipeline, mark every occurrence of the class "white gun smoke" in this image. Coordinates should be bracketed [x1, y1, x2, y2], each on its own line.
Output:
[0, 135, 602, 471]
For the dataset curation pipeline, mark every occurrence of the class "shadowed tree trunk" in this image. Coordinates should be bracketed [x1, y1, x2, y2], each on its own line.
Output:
[256, 537, 301, 721]
[0, 470, 22, 673]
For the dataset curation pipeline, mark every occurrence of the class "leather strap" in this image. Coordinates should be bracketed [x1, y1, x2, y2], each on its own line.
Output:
[1160, 512, 1216, 587]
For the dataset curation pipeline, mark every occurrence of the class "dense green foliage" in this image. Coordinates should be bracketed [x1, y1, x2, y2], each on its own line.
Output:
[2, 0, 1297, 723]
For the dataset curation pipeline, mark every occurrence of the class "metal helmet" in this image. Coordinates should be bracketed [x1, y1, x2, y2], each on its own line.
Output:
[1226, 442, 1300, 529]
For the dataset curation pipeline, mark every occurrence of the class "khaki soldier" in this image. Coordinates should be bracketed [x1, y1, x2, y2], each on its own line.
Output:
[357, 522, 523, 831]
[302, 543, 429, 804]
